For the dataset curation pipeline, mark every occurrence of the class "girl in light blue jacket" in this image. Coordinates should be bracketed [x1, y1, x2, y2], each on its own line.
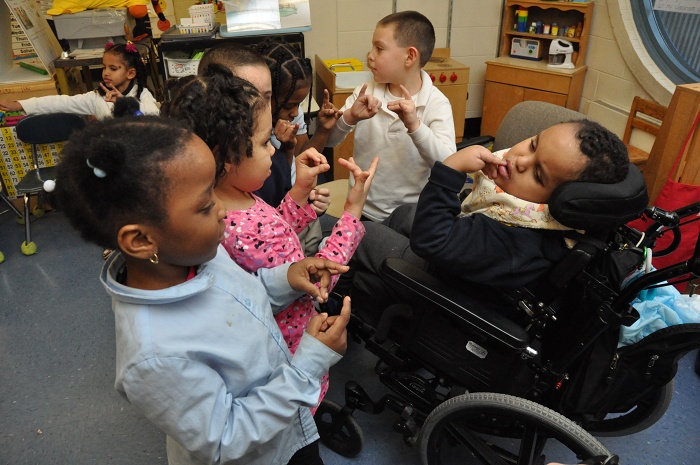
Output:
[55, 116, 351, 465]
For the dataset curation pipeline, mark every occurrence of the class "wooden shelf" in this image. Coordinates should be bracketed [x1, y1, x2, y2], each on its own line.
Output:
[504, 31, 581, 44]
[501, 0, 593, 68]
[481, 1, 594, 136]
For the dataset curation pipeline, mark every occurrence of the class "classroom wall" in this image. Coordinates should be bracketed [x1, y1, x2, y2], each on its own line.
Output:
[302, 0, 674, 136]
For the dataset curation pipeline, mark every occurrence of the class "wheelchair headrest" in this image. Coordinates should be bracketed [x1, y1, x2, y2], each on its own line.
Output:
[549, 163, 649, 231]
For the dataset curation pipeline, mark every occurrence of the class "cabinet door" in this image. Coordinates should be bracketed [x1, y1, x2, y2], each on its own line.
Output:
[439, 84, 468, 142]
[481, 81, 524, 136]
[523, 88, 567, 106]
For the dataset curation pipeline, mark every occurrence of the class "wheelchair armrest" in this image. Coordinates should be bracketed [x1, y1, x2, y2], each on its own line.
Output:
[381, 258, 530, 350]
[456, 135, 495, 151]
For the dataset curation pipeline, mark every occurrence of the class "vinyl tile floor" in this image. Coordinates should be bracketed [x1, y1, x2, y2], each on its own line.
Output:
[1, 209, 699, 465]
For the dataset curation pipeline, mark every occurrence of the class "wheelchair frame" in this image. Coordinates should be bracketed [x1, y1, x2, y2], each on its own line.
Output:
[316, 200, 700, 465]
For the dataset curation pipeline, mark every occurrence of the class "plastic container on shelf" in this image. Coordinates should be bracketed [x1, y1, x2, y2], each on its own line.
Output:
[163, 50, 201, 77]
[516, 9, 528, 32]
[188, 3, 216, 30]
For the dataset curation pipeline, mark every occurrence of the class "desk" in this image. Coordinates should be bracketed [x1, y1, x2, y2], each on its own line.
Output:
[52, 38, 163, 101]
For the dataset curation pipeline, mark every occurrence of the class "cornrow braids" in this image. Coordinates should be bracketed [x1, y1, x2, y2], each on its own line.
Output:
[103, 43, 150, 99]
[55, 116, 192, 249]
[254, 39, 312, 121]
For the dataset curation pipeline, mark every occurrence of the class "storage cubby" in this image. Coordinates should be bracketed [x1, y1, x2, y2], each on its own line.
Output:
[480, 1, 594, 136]
[500, 0, 593, 68]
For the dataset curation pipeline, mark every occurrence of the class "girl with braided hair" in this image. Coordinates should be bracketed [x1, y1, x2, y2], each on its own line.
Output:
[254, 38, 344, 254]
[254, 38, 343, 165]
[0, 42, 159, 119]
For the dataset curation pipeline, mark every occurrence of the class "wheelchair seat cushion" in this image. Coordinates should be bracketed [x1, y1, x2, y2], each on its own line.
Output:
[549, 164, 648, 231]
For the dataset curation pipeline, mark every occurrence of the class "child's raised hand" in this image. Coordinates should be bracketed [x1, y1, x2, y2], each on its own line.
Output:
[288, 257, 350, 302]
[338, 156, 379, 219]
[316, 89, 343, 131]
[386, 85, 419, 133]
[344, 84, 381, 126]
[306, 296, 351, 355]
[100, 83, 124, 103]
[288, 148, 330, 206]
[274, 119, 299, 152]
[309, 187, 331, 215]
[443, 145, 507, 179]
[0, 100, 22, 112]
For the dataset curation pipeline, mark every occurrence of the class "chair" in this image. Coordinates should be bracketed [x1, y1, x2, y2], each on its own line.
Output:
[1, 177, 25, 263]
[622, 96, 667, 172]
[492, 100, 587, 150]
[456, 100, 588, 155]
[12, 113, 85, 255]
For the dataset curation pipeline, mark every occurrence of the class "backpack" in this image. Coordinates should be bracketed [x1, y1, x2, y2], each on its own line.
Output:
[558, 322, 700, 419]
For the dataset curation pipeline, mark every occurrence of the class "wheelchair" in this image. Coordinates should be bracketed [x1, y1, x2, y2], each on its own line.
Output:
[315, 107, 700, 465]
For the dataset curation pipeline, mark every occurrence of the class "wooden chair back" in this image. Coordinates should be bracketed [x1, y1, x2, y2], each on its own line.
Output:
[622, 96, 667, 172]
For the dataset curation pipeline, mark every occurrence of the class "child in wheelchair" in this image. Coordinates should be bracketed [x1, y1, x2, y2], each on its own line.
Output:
[314, 113, 700, 463]
[344, 119, 629, 318]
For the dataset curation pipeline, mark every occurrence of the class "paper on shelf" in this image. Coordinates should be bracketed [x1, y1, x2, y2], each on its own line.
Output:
[2, 0, 62, 83]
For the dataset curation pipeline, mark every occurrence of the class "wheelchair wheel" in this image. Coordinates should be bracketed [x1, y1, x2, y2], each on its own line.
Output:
[314, 399, 364, 457]
[583, 380, 673, 437]
[419, 392, 610, 465]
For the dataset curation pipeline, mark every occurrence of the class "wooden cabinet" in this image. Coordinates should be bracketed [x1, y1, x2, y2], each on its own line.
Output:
[482, 1, 593, 136]
[314, 54, 357, 180]
[315, 50, 469, 180]
[481, 58, 586, 136]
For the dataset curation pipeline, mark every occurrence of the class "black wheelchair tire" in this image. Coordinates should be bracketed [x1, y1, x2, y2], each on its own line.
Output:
[583, 380, 673, 437]
[314, 399, 364, 457]
[419, 392, 611, 465]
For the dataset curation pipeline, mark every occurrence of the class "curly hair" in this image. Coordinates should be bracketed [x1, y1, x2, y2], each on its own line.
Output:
[55, 116, 192, 249]
[252, 38, 312, 122]
[571, 119, 629, 184]
[161, 64, 267, 178]
[378, 11, 435, 67]
[102, 43, 149, 99]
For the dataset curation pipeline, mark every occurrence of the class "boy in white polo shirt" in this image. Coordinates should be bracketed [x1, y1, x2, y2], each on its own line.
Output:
[325, 10, 456, 222]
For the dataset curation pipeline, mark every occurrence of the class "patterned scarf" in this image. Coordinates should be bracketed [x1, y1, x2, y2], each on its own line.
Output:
[459, 149, 578, 245]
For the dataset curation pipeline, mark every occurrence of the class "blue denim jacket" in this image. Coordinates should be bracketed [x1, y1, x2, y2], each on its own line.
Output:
[100, 245, 342, 464]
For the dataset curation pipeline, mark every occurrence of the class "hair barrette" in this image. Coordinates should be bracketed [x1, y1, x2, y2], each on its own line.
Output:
[125, 42, 138, 54]
[104, 41, 114, 50]
[86, 159, 107, 178]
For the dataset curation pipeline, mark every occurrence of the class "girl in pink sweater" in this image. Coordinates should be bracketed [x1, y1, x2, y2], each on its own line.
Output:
[163, 64, 378, 410]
